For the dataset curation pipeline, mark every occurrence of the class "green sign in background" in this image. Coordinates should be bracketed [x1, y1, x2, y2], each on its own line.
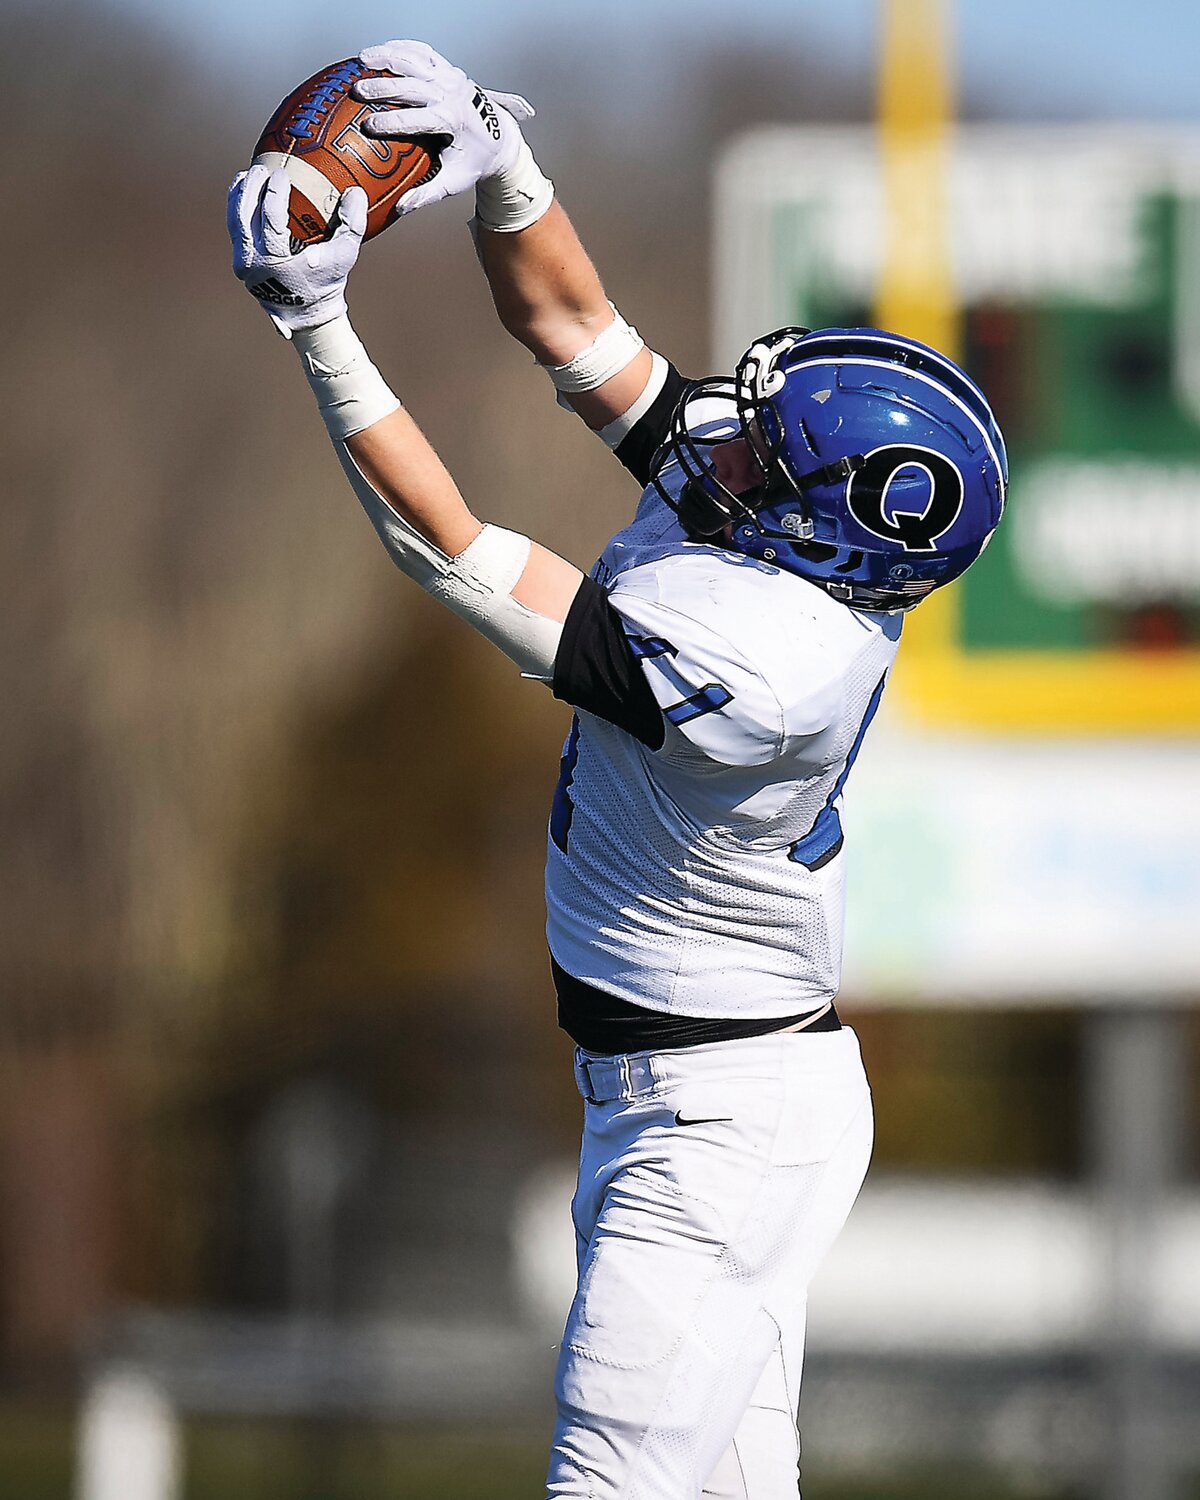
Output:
[773, 189, 1200, 657]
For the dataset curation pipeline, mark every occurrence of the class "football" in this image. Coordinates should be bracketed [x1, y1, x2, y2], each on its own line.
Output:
[252, 57, 440, 247]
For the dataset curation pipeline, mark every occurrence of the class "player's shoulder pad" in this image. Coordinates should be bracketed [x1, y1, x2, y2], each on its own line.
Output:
[606, 549, 848, 766]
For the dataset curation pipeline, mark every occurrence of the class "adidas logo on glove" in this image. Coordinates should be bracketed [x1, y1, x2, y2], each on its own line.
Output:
[248, 276, 304, 307]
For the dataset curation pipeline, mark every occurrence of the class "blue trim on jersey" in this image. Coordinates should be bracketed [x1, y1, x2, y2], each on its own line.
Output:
[788, 671, 887, 871]
[627, 633, 677, 660]
[550, 716, 582, 854]
[663, 684, 735, 726]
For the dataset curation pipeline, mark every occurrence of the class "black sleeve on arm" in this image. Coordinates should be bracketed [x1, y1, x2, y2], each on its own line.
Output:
[552, 577, 666, 749]
[612, 362, 691, 487]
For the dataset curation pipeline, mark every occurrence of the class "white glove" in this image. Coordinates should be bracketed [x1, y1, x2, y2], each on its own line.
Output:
[227, 163, 367, 337]
[354, 40, 552, 227]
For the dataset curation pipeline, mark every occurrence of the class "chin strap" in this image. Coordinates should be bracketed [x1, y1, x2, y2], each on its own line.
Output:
[795, 452, 866, 491]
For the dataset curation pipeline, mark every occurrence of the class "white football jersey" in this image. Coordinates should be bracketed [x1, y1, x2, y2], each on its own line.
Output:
[546, 461, 902, 1020]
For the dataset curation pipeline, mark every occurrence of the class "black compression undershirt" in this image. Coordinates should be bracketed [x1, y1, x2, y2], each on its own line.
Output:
[552, 576, 665, 747]
[549, 360, 698, 746]
[613, 362, 692, 485]
[552, 956, 841, 1052]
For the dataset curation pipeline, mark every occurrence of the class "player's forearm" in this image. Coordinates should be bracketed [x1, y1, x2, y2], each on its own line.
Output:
[345, 408, 482, 558]
[291, 314, 479, 557]
[288, 313, 581, 678]
[339, 406, 582, 622]
[476, 200, 613, 365]
[476, 201, 656, 430]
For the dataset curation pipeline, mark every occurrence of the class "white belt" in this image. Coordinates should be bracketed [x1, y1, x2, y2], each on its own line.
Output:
[572, 1005, 836, 1104]
[574, 1051, 664, 1104]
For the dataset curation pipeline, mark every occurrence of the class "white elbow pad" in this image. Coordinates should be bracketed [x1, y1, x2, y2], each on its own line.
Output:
[428, 525, 563, 681]
[336, 445, 561, 680]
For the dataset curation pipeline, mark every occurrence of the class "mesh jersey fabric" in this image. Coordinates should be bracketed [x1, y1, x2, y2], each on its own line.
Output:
[546, 419, 902, 1019]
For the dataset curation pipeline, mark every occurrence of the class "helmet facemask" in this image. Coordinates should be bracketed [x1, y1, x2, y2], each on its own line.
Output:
[652, 327, 816, 540]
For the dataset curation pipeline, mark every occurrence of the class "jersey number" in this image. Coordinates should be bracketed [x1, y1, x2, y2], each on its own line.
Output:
[550, 716, 581, 854]
[788, 672, 887, 871]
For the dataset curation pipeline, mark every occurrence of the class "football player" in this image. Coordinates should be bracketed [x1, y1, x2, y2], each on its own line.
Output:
[228, 41, 1006, 1500]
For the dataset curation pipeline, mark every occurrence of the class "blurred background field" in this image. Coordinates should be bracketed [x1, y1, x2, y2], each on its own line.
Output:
[2, 1412, 1102, 1500]
[2, 1, 1199, 1496]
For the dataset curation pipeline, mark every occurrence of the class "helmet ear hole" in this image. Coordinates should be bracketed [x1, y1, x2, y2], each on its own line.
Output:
[834, 550, 864, 574]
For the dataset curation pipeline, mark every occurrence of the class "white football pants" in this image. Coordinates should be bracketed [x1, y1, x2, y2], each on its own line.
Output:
[546, 1028, 872, 1500]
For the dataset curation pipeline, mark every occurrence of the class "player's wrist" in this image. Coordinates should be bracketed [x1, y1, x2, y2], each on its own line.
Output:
[475, 137, 554, 233]
[292, 314, 401, 441]
[268, 287, 348, 340]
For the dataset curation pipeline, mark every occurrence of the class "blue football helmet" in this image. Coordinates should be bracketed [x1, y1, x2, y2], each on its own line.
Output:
[653, 327, 1008, 611]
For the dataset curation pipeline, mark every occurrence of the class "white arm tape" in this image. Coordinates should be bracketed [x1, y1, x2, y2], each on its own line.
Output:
[334, 445, 562, 680]
[597, 351, 670, 448]
[475, 137, 555, 233]
[293, 315, 401, 442]
[429, 524, 564, 681]
[541, 303, 645, 394]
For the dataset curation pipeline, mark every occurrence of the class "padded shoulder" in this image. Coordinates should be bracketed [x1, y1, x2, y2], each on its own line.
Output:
[604, 552, 798, 766]
[608, 549, 890, 764]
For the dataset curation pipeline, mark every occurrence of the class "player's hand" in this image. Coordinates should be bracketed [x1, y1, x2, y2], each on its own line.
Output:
[353, 40, 535, 217]
[227, 164, 367, 338]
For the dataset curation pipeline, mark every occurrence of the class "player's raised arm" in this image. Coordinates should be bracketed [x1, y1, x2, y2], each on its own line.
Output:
[226, 164, 582, 680]
[352, 41, 669, 438]
[473, 201, 657, 430]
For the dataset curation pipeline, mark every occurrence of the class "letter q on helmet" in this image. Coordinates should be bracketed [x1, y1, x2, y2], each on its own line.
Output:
[652, 327, 1008, 612]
